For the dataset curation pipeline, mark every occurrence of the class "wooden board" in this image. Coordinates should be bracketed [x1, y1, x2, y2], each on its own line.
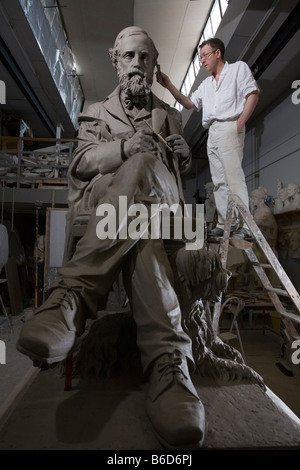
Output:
[5, 258, 23, 316]
[43, 208, 68, 295]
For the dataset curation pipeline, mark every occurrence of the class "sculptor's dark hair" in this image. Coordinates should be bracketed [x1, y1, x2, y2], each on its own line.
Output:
[109, 27, 159, 70]
[199, 38, 225, 60]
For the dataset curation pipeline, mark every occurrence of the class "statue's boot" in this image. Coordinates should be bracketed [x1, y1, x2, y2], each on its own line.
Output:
[146, 351, 205, 450]
[16, 286, 86, 365]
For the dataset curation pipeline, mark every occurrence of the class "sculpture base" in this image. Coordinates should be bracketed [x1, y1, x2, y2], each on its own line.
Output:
[1, 366, 300, 450]
[193, 376, 300, 449]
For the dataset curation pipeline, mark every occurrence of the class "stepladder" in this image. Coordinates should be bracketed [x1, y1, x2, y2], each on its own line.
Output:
[210, 193, 300, 366]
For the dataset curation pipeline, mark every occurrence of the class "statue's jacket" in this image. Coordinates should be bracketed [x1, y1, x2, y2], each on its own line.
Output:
[63, 85, 192, 261]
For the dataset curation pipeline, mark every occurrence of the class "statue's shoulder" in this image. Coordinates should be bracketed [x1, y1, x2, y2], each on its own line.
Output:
[78, 87, 120, 122]
[78, 101, 106, 122]
[152, 93, 180, 116]
[166, 104, 181, 119]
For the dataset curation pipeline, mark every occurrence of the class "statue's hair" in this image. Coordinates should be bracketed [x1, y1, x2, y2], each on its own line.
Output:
[109, 26, 159, 70]
[251, 186, 267, 199]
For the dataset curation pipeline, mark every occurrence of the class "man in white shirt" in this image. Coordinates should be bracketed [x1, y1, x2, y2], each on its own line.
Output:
[157, 38, 259, 238]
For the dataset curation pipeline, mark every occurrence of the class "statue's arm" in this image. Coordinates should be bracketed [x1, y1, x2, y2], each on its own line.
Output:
[74, 106, 124, 181]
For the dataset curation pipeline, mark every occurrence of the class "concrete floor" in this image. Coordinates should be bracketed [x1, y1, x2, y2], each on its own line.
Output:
[1, 312, 300, 451]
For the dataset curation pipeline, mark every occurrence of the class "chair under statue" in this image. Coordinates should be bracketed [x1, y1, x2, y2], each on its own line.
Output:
[218, 296, 246, 360]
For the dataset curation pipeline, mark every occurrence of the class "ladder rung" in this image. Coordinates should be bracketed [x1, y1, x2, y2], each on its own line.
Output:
[252, 262, 271, 268]
[213, 194, 300, 334]
[266, 287, 289, 297]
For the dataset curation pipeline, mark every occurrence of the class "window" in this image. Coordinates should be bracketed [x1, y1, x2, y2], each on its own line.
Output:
[193, 54, 201, 76]
[203, 18, 213, 41]
[220, 0, 229, 16]
[210, 1, 222, 35]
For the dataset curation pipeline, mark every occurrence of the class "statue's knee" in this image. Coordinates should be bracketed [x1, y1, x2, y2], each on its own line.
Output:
[126, 153, 157, 170]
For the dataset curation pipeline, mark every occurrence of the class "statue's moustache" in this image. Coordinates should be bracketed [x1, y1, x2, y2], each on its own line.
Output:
[127, 70, 145, 79]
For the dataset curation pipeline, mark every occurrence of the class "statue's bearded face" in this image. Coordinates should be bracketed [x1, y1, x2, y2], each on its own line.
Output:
[116, 34, 155, 97]
[118, 70, 151, 97]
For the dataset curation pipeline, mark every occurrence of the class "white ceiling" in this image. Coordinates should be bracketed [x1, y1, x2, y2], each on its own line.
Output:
[59, 0, 214, 110]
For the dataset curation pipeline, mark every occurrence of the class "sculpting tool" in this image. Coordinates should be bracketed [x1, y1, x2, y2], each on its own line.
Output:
[143, 119, 173, 152]
[156, 63, 162, 81]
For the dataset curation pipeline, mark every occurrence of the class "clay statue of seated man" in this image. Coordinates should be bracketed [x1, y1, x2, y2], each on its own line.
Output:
[17, 27, 205, 450]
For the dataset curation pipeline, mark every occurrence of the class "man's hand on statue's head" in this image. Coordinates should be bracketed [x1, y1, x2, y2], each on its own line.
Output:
[156, 70, 171, 89]
[123, 129, 157, 158]
[166, 134, 190, 158]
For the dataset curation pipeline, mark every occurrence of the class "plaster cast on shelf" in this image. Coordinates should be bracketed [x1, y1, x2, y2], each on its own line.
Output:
[274, 180, 300, 214]
[273, 180, 300, 259]
[250, 186, 278, 252]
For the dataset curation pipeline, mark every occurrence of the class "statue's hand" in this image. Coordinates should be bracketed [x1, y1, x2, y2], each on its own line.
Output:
[166, 134, 190, 158]
[124, 129, 156, 158]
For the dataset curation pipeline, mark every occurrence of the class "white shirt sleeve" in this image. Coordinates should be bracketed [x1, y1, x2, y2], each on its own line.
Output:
[238, 61, 259, 98]
[190, 84, 203, 111]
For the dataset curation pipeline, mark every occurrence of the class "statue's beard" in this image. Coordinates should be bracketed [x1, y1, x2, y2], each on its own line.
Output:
[118, 70, 152, 99]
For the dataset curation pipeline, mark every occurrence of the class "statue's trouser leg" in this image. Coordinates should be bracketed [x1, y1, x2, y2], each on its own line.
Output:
[207, 120, 248, 229]
[54, 153, 194, 371]
[123, 237, 194, 374]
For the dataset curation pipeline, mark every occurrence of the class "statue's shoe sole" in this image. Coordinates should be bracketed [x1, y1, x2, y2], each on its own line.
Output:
[148, 417, 206, 450]
[16, 341, 74, 366]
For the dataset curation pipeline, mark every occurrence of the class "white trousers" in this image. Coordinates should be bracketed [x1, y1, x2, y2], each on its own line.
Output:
[207, 120, 249, 229]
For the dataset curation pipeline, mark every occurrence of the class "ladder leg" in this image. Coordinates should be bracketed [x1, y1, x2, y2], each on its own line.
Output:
[0, 294, 12, 329]
[230, 193, 300, 318]
[234, 320, 246, 360]
[212, 200, 234, 334]
[211, 192, 300, 368]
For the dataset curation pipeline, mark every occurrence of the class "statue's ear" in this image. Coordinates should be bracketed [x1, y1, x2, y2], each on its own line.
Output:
[109, 48, 117, 70]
